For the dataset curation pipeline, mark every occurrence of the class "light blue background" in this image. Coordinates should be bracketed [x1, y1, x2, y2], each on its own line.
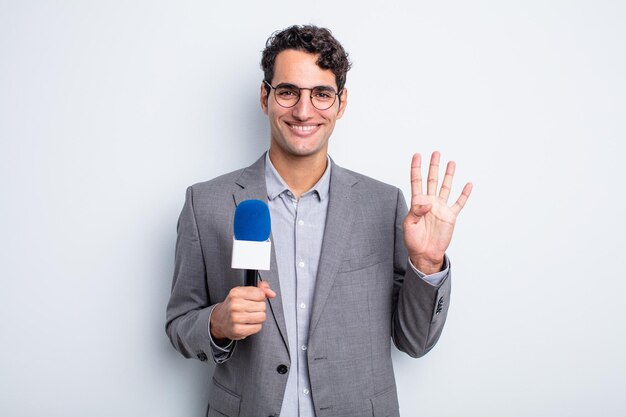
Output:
[1, 1, 625, 416]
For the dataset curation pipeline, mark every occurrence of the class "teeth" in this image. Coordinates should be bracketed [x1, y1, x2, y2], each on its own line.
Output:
[290, 124, 316, 131]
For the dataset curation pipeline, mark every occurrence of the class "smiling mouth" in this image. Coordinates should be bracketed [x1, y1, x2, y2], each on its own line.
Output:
[288, 123, 318, 131]
[287, 123, 321, 136]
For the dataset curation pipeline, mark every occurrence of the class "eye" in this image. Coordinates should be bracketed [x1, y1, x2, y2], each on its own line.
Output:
[276, 88, 298, 97]
[313, 90, 334, 100]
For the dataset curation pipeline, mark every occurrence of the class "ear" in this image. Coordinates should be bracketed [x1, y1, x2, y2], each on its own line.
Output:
[336, 88, 348, 119]
[260, 82, 269, 115]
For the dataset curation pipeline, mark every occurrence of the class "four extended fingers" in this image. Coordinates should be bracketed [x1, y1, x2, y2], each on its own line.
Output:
[410, 151, 472, 212]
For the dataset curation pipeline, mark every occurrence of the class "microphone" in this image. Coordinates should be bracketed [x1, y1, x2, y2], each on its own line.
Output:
[231, 200, 272, 286]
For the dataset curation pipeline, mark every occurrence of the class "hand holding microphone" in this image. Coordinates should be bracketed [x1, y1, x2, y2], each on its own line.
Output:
[210, 282, 276, 341]
[210, 200, 275, 342]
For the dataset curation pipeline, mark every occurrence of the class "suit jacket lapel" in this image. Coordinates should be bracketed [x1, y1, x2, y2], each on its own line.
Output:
[309, 162, 359, 336]
[233, 155, 290, 352]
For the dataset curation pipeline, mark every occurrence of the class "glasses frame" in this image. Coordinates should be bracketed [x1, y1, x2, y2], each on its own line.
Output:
[264, 80, 342, 111]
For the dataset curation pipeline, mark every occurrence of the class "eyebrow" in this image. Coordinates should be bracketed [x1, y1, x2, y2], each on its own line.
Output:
[312, 85, 336, 92]
[275, 83, 336, 92]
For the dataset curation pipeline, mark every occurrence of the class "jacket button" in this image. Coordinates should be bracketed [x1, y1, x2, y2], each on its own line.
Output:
[436, 297, 444, 314]
[196, 352, 208, 362]
[276, 364, 288, 374]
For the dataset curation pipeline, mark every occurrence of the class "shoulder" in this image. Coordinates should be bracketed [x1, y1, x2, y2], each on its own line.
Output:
[189, 167, 245, 196]
[186, 154, 265, 200]
[180, 167, 248, 221]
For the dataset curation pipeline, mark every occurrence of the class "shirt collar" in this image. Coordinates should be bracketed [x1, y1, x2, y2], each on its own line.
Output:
[265, 152, 331, 202]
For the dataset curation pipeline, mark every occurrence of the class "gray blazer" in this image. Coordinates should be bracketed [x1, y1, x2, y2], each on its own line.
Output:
[166, 155, 451, 417]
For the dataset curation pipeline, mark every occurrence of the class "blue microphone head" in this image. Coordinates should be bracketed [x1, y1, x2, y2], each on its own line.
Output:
[233, 199, 271, 241]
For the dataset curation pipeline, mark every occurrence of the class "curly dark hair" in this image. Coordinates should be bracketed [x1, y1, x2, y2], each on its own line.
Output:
[261, 25, 352, 94]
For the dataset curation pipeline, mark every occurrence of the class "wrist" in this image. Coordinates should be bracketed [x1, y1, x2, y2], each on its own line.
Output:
[410, 255, 444, 275]
[210, 303, 228, 342]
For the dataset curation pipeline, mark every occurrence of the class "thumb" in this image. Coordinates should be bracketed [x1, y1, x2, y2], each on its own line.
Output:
[410, 203, 432, 219]
[258, 280, 276, 299]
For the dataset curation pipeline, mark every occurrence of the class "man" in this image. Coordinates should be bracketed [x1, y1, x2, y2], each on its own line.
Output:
[166, 25, 472, 417]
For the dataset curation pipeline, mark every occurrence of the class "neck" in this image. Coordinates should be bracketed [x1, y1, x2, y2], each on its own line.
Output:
[268, 148, 328, 199]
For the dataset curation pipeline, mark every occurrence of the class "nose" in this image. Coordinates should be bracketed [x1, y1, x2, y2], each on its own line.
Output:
[291, 90, 315, 120]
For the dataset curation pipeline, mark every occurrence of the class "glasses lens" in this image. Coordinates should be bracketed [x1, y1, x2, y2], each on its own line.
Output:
[311, 88, 337, 110]
[274, 86, 300, 107]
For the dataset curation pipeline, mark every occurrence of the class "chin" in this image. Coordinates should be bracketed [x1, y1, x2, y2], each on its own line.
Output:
[285, 148, 322, 158]
[278, 140, 326, 157]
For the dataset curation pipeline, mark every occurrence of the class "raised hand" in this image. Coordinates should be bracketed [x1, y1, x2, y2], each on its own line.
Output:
[403, 151, 472, 275]
[210, 280, 276, 342]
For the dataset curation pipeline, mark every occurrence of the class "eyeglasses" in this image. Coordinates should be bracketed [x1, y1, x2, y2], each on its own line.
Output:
[264, 80, 341, 111]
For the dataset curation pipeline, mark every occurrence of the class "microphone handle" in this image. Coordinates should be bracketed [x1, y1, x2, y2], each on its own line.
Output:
[245, 269, 258, 287]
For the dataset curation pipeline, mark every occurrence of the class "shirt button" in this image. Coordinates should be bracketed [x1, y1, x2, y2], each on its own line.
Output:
[298, 220, 305, 226]
[301, 345, 307, 351]
[300, 303, 306, 309]
[298, 261, 305, 268]
[303, 388, 310, 395]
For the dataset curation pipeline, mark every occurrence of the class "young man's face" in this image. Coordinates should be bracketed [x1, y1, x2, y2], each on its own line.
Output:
[260, 49, 347, 161]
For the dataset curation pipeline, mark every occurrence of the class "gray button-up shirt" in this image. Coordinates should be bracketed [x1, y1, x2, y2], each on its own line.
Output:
[265, 153, 330, 417]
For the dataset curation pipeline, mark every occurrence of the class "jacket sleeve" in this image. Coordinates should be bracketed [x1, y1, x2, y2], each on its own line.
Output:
[390, 188, 452, 358]
[165, 186, 234, 363]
